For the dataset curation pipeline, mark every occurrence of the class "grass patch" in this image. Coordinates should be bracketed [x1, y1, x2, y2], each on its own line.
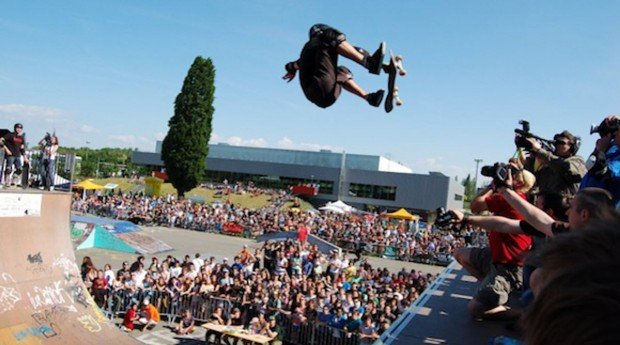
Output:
[88, 178, 309, 210]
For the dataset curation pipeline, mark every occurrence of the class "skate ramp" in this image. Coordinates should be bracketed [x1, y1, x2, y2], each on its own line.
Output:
[70, 215, 173, 255]
[378, 261, 521, 344]
[0, 191, 138, 345]
[256, 231, 341, 255]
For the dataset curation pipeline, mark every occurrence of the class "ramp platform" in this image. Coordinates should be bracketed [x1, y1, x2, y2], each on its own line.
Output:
[0, 191, 138, 344]
[378, 261, 521, 345]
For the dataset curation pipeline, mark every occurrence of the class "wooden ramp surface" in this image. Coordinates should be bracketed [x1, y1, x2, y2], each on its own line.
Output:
[378, 261, 521, 345]
[0, 191, 138, 345]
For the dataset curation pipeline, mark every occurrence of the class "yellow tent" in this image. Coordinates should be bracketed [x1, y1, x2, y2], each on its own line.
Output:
[73, 180, 105, 190]
[384, 208, 419, 220]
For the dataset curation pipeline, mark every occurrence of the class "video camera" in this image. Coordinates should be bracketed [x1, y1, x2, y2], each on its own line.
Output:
[41, 132, 52, 146]
[435, 207, 468, 231]
[435, 207, 457, 228]
[590, 118, 620, 137]
[480, 162, 519, 187]
[514, 120, 555, 152]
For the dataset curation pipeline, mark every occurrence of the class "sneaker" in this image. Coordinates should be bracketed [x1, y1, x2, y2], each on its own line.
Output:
[366, 90, 385, 107]
[366, 42, 386, 75]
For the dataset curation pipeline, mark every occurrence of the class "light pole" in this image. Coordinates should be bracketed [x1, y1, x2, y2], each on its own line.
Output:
[474, 159, 482, 190]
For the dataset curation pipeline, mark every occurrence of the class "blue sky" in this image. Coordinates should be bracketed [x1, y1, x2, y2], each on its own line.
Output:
[1, 1, 618, 180]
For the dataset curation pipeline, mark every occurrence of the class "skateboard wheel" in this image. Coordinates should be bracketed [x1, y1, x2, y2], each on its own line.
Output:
[396, 98, 403, 106]
[399, 68, 407, 76]
[394, 86, 399, 92]
[395, 55, 403, 61]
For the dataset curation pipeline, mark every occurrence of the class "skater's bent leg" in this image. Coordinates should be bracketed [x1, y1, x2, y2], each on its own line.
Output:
[342, 79, 367, 99]
[337, 66, 365, 99]
[336, 41, 365, 65]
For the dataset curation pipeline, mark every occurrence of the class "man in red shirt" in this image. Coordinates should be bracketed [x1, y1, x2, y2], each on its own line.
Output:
[454, 166, 534, 319]
[121, 303, 139, 332]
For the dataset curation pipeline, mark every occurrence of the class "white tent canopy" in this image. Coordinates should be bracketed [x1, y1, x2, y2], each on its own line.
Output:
[319, 204, 346, 214]
[319, 200, 357, 214]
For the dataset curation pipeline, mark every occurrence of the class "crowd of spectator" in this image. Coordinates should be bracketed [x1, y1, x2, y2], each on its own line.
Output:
[80, 239, 436, 342]
[71, 184, 471, 266]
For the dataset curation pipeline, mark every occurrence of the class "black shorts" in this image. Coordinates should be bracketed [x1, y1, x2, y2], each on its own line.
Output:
[299, 25, 351, 108]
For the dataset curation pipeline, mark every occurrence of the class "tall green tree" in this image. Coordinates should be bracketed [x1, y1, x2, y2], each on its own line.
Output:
[161, 56, 215, 197]
[462, 174, 476, 203]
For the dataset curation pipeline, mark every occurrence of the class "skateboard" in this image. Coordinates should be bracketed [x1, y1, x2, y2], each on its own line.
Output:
[383, 50, 407, 113]
[21, 161, 29, 189]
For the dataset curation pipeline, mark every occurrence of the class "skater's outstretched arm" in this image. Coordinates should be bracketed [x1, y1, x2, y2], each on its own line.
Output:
[282, 61, 299, 82]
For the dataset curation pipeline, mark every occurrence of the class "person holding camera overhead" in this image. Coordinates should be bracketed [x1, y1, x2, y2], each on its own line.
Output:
[453, 161, 535, 320]
[581, 115, 620, 207]
[38, 132, 59, 191]
[516, 129, 586, 198]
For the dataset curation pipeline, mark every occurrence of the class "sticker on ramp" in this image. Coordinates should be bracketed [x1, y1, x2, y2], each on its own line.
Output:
[0, 193, 42, 217]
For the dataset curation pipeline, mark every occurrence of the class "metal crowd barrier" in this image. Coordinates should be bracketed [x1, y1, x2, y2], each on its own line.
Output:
[96, 288, 361, 344]
[278, 314, 361, 345]
[99, 289, 233, 325]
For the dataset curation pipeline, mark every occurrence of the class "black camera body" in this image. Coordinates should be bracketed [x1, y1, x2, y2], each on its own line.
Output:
[481, 162, 518, 187]
[590, 118, 620, 137]
[514, 120, 555, 152]
[435, 207, 464, 231]
[435, 207, 454, 228]
[42, 132, 52, 146]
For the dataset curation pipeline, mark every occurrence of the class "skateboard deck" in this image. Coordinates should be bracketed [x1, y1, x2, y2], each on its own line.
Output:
[384, 50, 407, 113]
[21, 161, 29, 188]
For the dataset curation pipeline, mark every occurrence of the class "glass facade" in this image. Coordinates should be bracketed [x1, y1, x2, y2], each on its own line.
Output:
[348, 183, 397, 201]
[209, 144, 380, 171]
[203, 169, 334, 194]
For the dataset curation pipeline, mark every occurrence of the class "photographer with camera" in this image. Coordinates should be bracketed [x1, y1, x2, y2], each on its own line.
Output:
[580, 115, 620, 207]
[0, 123, 28, 187]
[516, 128, 586, 198]
[452, 161, 534, 320]
[38, 132, 59, 191]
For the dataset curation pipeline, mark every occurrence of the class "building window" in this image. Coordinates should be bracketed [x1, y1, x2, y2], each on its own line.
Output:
[201, 170, 334, 194]
[455, 194, 463, 201]
[349, 183, 396, 201]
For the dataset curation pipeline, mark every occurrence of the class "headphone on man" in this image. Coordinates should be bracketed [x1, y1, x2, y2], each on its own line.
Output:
[554, 133, 580, 155]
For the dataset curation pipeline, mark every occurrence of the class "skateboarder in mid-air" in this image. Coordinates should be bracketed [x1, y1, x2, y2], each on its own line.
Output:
[283, 24, 386, 109]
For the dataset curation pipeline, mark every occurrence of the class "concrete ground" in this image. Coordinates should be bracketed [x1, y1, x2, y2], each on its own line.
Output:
[77, 226, 446, 344]
[77, 226, 446, 276]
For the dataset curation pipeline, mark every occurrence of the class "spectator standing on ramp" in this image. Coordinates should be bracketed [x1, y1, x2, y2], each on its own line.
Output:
[38, 132, 59, 191]
[283, 24, 386, 108]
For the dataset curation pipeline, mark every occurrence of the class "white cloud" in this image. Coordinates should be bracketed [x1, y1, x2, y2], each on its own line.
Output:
[223, 136, 268, 147]
[213, 135, 338, 152]
[80, 124, 95, 133]
[276, 137, 338, 152]
[0, 103, 63, 123]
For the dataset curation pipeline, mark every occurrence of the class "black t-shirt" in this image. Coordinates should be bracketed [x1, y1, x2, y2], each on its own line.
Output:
[519, 221, 570, 238]
[2, 132, 25, 157]
[230, 316, 243, 326]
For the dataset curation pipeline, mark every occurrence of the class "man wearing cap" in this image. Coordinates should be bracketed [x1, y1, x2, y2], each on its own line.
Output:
[138, 299, 160, 331]
[1, 123, 28, 187]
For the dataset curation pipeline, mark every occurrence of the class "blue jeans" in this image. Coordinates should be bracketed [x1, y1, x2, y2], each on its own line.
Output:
[40, 159, 55, 189]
